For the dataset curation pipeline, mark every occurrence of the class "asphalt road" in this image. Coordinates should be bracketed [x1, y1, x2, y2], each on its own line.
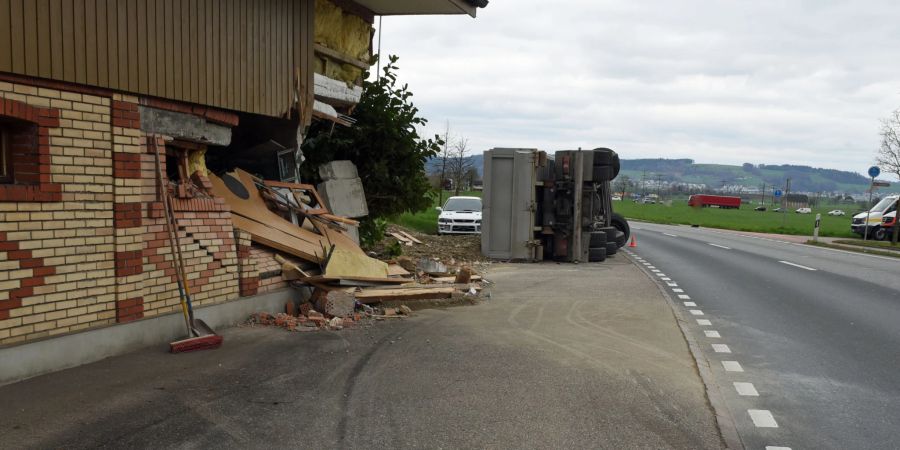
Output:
[625, 222, 900, 450]
[0, 260, 722, 449]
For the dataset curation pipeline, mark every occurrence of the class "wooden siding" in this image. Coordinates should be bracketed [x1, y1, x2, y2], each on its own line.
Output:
[0, 0, 314, 119]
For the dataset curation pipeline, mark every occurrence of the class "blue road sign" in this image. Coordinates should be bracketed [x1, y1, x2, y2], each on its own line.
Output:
[774, 189, 783, 197]
[868, 166, 881, 178]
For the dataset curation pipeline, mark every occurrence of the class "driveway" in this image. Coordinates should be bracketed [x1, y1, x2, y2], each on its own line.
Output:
[0, 258, 722, 449]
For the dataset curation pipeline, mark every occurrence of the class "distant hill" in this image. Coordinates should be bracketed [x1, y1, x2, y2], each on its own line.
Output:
[427, 155, 875, 194]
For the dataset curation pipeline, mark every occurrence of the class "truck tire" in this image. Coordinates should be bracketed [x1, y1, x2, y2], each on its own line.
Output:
[873, 226, 887, 241]
[592, 148, 620, 179]
[589, 231, 607, 247]
[611, 213, 630, 248]
[588, 247, 607, 262]
[605, 241, 618, 256]
[592, 165, 615, 182]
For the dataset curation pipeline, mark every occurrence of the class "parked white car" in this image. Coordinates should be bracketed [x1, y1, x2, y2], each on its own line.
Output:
[795, 207, 812, 214]
[827, 209, 845, 216]
[611, 195, 622, 201]
[436, 196, 482, 235]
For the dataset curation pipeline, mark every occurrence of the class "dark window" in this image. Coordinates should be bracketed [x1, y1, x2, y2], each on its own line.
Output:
[0, 126, 10, 183]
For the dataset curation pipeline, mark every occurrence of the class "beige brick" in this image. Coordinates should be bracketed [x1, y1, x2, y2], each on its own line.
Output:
[9, 324, 34, 336]
[50, 99, 73, 109]
[0, 317, 23, 329]
[45, 310, 67, 321]
[13, 84, 38, 95]
[60, 91, 83, 101]
[34, 321, 57, 332]
[22, 314, 46, 325]
[25, 95, 51, 107]
[38, 88, 61, 99]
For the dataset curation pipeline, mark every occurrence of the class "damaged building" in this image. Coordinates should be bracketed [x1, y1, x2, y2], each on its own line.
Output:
[0, 0, 487, 384]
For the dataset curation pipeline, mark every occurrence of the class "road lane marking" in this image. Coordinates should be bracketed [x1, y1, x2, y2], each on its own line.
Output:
[712, 344, 731, 353]
[778, 260, 817, 271]
[748, 409, 778, 428]
[704, 330, 721, 338]
[677, 294, 691, 299]
[765, 447, 792, 450]
[660, 277, 671, 281]
[708, 243, 731, 250]
[697, 319, 711, 325]
[722, 361, 743, 372]
[651, 269, 660, 273]
[672, 288, 684, 293]
[663, 233, 678, 237]
[734, 382, 759, 396]
[656, 273, 667, 277]
[689, 310, 704, 316]
[684, 301, 697, 307]
[666, 282, 678, 286]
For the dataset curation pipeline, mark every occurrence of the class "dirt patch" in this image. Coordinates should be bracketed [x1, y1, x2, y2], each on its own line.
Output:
[371, 225, 490, 267]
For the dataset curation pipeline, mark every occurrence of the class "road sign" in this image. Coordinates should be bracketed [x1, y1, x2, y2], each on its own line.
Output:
[868, 166, 881, 178]
[774, 189, 783, 198]
[873, 180, 891, 187]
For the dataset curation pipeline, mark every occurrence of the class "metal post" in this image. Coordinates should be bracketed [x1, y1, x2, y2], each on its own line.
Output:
[813, 213, 821, 242]
[863, 177, 874, 241]
[782, 178, 790, 228]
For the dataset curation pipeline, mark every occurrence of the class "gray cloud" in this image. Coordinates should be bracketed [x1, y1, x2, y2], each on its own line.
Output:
[376, 0, 900, 175]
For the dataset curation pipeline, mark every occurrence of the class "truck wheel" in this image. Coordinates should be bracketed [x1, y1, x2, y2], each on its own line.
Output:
[589, 231, 607, 247]
[873, 227, 887, 241]
[605, 241, 618, 256]
[611, 213, 630, 248]
[592, 165, 614, 182]
[588, 247, 607, 262]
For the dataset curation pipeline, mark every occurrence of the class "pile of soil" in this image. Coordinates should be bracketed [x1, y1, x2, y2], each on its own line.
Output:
[371, 225, 489, 267]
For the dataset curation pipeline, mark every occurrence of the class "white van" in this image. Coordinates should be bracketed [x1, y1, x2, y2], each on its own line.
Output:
[851, 195, 898, 240]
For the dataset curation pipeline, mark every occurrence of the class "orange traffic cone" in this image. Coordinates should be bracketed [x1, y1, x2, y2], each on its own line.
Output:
[628, 235, 637, 248]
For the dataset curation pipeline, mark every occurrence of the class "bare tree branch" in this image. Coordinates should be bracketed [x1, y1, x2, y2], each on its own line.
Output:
[877, 108, 900, 181]
[447, 137, 474, 196]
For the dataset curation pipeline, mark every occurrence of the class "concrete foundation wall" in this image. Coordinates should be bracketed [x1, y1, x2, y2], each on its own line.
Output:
[0, 287, 297, 386]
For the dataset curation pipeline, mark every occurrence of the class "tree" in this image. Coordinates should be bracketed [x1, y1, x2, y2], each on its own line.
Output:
[437, 122, 451, 206]
[300, 55, 443, 221]
[447, 137, 474, 196]
[877, 108, 900, 181]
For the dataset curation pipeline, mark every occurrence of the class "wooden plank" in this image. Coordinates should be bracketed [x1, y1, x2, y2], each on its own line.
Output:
[73, 0, 87, 84]
[0, 0, 10, 72]
[389, 232, 412, 244]
[163, 0, 173, 97]
[60, 0, 75, 81]
[320, 214, 359, 227]
[314, 43, 370, 70]
[180, 0, 189, 101]
[84, 0, 98, 85]
[95, 0, 107, 86]
[430, 275, 483, 283]
[36, 0, 52, 78]
[202, 0, 211, 105]
[126, 0, 137, 90]
[323, 246, 389, 279]
[116, 0, 128, 88]
[230, 214, 324, 263]
[106, 0, 118, 88]
[300, 275, 410, 286]
[10, 0, 25, 74]
[170, 0, 181, 98]
[146, 0, 157, 95]
[387, 263, 411, 277]
[354, 287, 456, 304]
[136, 0, 148, 92]
[398, 231, 423, 244]
[189, 0, 198, 103]
[22, 0, 37, 75]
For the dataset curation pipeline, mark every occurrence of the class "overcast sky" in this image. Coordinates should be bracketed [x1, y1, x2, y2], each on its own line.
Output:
[374, 1, 900, 176]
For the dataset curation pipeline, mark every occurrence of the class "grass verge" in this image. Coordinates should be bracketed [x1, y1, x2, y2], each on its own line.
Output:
[805, 240, 900, 258]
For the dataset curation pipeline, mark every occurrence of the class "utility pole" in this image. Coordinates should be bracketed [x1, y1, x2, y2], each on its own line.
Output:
[760, 182, 766, 206]
[782, 178, 791, 228]
[655, 174, 663, 201]
[438, 121, 450, 207]
[640, 170, 647, 198]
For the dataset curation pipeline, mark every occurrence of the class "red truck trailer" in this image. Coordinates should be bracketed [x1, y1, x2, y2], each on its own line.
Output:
[688, 194, 742, 209]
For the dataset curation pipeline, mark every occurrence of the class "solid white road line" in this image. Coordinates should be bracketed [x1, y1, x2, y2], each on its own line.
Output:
[704, 330, 721, 338]
[722, 361, 744, 372]
[677, 294, 691, 299]
[748, 409, 778, 428]
[684, 301, 697, 307]
[697, 319, 712, 326]
[712, 344, 731, 353]
[663, 233, 678, 237]
[707, 243, 731, 249]
[765, 447, 792, 450]
[689, 310, 704, 316]
[778, 260, 817, 271]
[733, 382, 759, 396]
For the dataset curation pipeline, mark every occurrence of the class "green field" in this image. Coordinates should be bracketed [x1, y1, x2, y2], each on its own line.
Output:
[391, 190, 482, 234]
[613, 200, 858, 238]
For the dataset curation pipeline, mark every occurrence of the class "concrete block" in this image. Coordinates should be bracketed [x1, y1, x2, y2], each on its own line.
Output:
[317, 178, 369, 218]
[138, 106, 231, 146]
[318, 160, 359, 181]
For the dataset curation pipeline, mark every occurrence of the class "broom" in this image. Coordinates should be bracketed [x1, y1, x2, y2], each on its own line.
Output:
[151, 140, 223, 353]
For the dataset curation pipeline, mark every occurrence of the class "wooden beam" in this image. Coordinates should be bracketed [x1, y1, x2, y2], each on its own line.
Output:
[314, 43, 370, 70]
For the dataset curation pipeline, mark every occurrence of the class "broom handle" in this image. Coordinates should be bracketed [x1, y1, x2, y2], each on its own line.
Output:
[151, 140, 193, 335]
[165, 190, 196, 321]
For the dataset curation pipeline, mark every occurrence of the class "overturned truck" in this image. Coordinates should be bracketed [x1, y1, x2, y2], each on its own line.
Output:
[481, 148, 630, 262]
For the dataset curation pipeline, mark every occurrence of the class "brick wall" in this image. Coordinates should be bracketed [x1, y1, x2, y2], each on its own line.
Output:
[0, 79, 242, 346]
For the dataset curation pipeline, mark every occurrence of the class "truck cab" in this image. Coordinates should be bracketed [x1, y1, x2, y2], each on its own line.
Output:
[851, 195, 898, 239]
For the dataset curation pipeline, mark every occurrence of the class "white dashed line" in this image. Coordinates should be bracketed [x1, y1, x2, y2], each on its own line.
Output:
[697, 319, 712, 326]
[651, 269, 660, 273]
[778, 260, 817, 271]
[712, 344, 731, 353]
[663, 233, 678, 237]
[766, 447, 792, 450]
[666, 282, 678, 287]
[672, 288, 684, 293]
[734, 382, 759, 396]
[683, 301, 697, 307]
[660, 277, 671, 281]
[656, 273, 667, 277]
[748, 409, 778, 428]
[689, 310, 704, 316]
[722, 361, 744, 372]
[677, 294, 691, 300]
[704, 330, 721, 338]
[707, 243, 731, 250]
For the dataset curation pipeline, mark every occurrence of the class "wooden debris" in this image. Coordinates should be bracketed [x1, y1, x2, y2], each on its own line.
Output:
[354, 286, 455, 304]
[397, 231, 423, 244]
[430, 275, 482, 284]
[389, 232, 413, 245]
[387, 263, 412, 277]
